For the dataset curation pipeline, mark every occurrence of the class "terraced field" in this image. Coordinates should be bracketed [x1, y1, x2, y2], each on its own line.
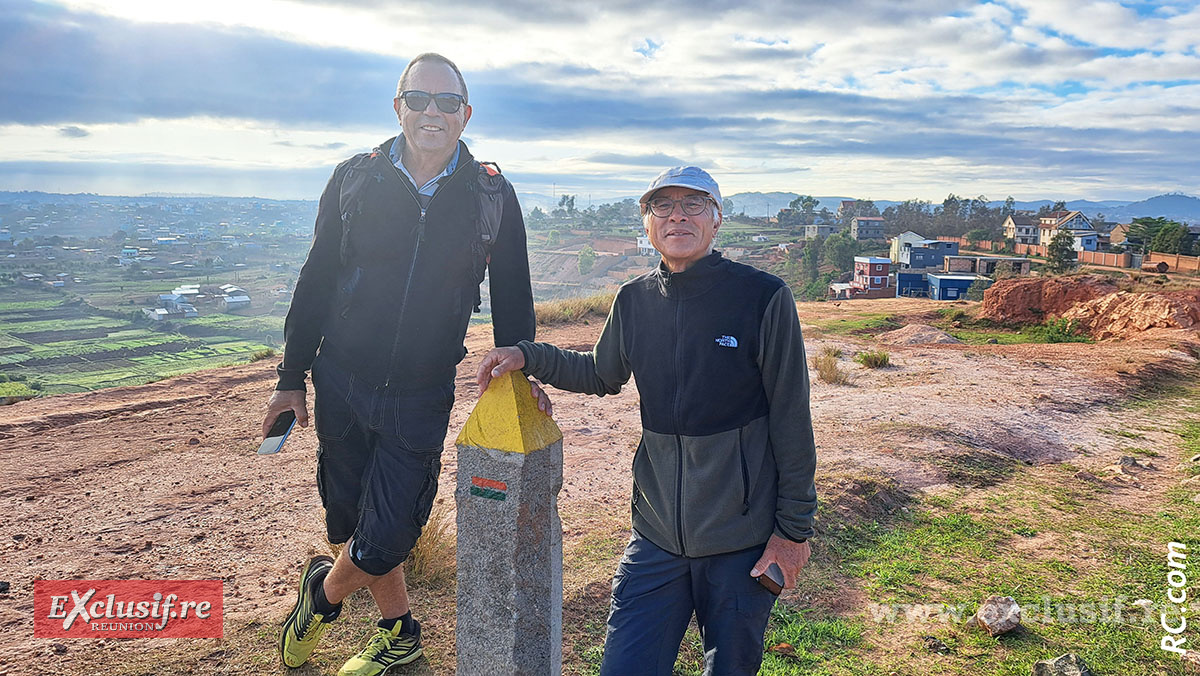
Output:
[0, 291, 277, 395]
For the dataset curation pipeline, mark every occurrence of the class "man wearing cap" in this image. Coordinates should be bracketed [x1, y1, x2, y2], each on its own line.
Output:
[476, 166, 817, 674]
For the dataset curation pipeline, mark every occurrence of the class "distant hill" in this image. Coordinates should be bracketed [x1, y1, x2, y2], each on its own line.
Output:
[724, 193, 864, 217]
[6, 189, 1195, 225]
[989, 199, 1133, 213]
[1088, 194, 1200, 224]
[0, 191, 312, 206]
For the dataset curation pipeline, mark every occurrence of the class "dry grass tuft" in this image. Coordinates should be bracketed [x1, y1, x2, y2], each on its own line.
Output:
[405, 501, 456, 588]
[812, 345, 850, 385]
[535, 292, 615, 326]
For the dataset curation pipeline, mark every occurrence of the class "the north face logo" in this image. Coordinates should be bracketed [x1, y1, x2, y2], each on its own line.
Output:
[715, 335, 738, 348]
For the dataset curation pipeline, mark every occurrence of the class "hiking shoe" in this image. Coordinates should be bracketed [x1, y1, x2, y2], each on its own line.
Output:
[338, 619, 423, 675]
[279, 555, 338, 668]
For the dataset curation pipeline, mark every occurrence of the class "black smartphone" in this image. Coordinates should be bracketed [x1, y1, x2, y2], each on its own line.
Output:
[257, 410, 296, 455]
[756, 562, 784, 596]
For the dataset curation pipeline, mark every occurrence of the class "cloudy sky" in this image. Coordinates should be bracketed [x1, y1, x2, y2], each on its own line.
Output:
[1, 0, 1198, 204]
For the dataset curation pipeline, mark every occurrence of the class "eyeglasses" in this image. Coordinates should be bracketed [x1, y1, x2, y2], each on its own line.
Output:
[646, 195, 713, 218]
[398, 90, 466, 114]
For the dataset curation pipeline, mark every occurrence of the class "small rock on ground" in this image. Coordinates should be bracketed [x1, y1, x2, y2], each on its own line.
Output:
[1032, 653, 1093, 676]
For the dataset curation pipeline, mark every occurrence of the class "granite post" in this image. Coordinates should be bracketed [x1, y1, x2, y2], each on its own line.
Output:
[455, 371, 564, 675]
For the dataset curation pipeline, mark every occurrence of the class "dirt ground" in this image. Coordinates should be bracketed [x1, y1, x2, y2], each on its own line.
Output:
[1, 296, 1197, 674]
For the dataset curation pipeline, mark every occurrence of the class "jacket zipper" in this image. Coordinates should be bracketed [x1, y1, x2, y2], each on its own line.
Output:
[739, 427, 750, 515]
[381, 150, 470, 388]
[672, 281, 686, 555]
[674, 434, 685, 555]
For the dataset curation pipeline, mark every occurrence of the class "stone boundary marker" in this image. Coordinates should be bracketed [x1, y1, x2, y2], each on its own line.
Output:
[455, 372, 564, 675]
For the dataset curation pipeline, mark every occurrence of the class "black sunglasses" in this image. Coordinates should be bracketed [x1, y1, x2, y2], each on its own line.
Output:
[399, 90, 466, 114]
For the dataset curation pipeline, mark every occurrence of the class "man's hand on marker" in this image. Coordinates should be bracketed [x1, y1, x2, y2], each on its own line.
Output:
[262, 389, 308, 439]
[750, 534, 811, 590]
[476, 347, 553, 417]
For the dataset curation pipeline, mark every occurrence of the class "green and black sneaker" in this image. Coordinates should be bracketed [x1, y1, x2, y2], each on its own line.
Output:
[280, 555, 340, 668]
[338, 618, 423, 676]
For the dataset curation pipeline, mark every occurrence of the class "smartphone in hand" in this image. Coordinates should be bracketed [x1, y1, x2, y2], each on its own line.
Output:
[756, 562, 784, 596]
[257, 410, 296, 455]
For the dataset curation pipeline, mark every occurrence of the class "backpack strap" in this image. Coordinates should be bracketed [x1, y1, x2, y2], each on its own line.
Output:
[469, 160, 507, 311]
[336, 148, 386, 266]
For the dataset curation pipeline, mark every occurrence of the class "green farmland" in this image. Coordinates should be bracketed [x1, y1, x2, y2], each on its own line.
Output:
[0, 289, 279, 396]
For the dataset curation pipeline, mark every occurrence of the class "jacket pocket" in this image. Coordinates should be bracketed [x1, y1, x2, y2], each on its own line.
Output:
[393, 384, 454, 453]
[312, 361, 355, 441]
[629, 433, 682, 554]
[677, 417, 775, 556]
[409, 454, 442, 527]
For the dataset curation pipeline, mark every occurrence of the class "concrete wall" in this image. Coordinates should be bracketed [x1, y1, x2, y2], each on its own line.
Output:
[1146, 252, 1200, 273]
[1078, 250, 1132, 268]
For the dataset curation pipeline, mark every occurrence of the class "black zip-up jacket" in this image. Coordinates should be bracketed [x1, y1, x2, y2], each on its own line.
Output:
[276, 138, 535, 391]
[518, 252, 817, 557]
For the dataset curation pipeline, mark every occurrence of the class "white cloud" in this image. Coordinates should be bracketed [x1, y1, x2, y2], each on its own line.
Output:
[18, 0, 1200, 200]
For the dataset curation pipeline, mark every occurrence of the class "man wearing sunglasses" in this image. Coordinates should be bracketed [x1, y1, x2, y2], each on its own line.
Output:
[265, 52, 539, 676]
[476, 166, 817, 675]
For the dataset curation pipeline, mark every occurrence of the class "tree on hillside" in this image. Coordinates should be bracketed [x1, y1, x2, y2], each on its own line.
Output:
[553, 194, 577, 219]
[934, 194, 964, 236]
[578, 244, 596, 275]
[1149, 221, 1189, 254]
[882, 199, 934, 235]
[801, 236, 822, 283]
[722, 198, 736, 215]
[789, 195, 819, 216]
[1038, 200, 1068, 216]
[822, 231, 858, 271]
[840, 199, 879, 226]
[527, 206, 548, 226]
[1046, 229, 1076, 274]
[1126, 216, 1180, 254]
[965, 228, 991, 245]
[1001, 196, 1016, 219]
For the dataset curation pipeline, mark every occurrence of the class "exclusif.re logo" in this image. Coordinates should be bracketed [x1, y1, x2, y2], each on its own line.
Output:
[34, 580, 223, 639]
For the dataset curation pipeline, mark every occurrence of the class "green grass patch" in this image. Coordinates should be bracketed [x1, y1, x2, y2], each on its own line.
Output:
[839, 511, 1002, 599]
[808, 313, 901, 336]
[853, 350, 890, 369]
[932, 310, 1094, 345]
[0, 298, 66, 312]
[757, 605, 867, 675]
[0, 381, 37, 397]
[1123, 447, 1161, 458]
[1027, 318, 1092, 344]
[945, 328, 1043, 345]
[1099, 427, 1147, 440]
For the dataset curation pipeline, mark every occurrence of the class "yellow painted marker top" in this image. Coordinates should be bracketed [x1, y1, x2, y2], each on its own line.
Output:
[456, 371, 563, 453]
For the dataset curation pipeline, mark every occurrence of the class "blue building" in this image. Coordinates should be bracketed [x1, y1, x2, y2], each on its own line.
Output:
[900, 239, 959, 269]
[896, 272, 929, 297]
[927, 273, 989, 300]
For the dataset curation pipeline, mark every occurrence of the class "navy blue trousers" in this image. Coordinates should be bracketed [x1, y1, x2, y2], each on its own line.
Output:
[600, 530, 778, 676]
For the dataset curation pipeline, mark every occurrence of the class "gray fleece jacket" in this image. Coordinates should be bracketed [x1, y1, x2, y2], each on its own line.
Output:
[518, 252, 817, 557]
